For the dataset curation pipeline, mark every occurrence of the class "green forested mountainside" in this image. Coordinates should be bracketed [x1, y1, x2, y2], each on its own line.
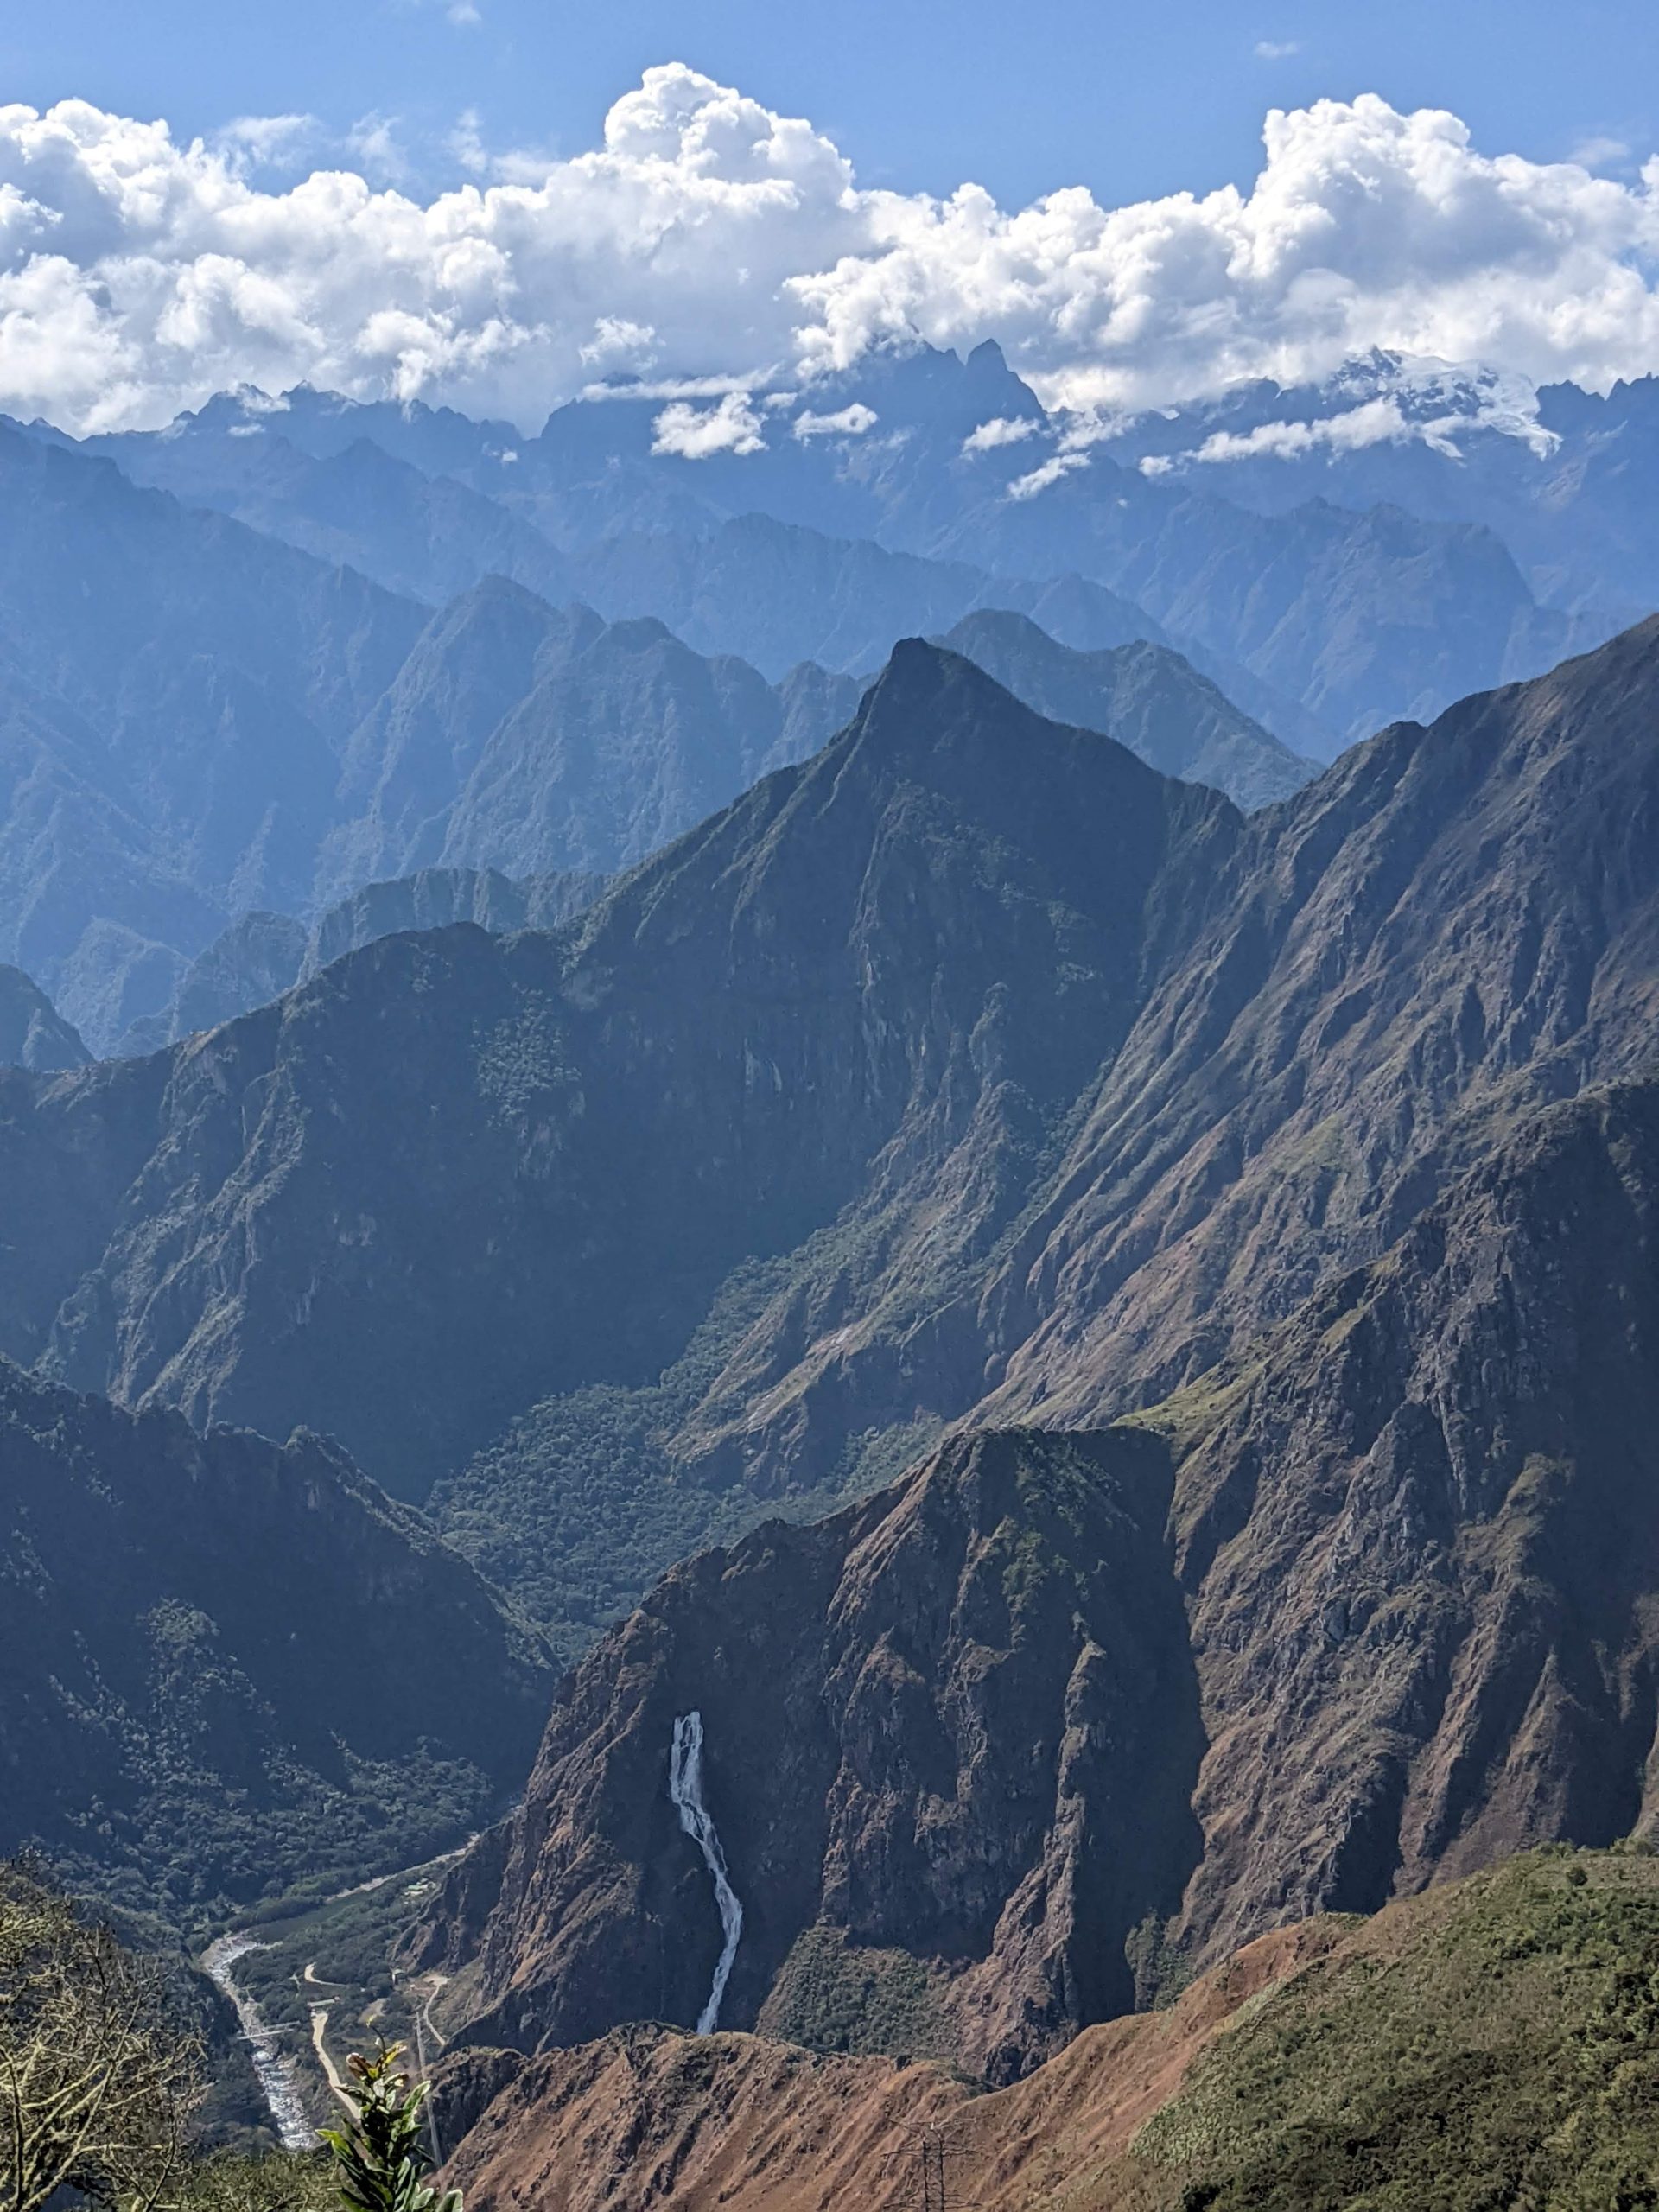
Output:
[0, 618, 1656, 1560]
[1132, 1848, 1659, 2209]
[0, 643, 1237, 1500]
[418, 1073, 1659, 2085]
[0, 1359, 551, 1936]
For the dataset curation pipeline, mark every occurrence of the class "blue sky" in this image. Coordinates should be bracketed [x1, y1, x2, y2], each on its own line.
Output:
[8, 0, 1657, 208]
[7, 1, 1659, 435]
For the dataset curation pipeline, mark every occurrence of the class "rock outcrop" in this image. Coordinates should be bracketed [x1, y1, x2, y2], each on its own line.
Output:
[418, 1428, 1198, 2083]
[420, 1075, 1659, 2074]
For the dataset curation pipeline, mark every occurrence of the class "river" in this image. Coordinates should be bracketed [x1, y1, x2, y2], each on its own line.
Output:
[200, 1931, 317, 2150]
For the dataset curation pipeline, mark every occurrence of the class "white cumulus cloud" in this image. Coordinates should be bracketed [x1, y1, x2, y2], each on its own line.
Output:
[962, 414, 1040, 452]
[651, 389, 767, 457]
[3, 68, 1659, 435]
[792, 400, 876, 437]
[1007, 450, 1090, 499]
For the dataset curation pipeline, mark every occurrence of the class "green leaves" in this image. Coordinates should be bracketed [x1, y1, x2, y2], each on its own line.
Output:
[317, 2044, 461, 2212]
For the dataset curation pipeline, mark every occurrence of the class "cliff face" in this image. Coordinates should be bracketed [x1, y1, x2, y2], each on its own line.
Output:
[421, 1076, 1659, 2075]
[420, 1428, 1198, 2086]
[1162, 1074, 1659, 1963]
[0, 963, 87, 1070]
[973, 615, 1659, 1433]
[0, 1358, 552, 1931]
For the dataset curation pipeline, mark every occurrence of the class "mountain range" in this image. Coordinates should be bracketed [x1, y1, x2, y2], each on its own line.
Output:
[54, 340, 1620, 750]
[1, 618, 1651, 1541]
[7, 331, 1659, 2193]
[414, 1065, 1659, 2080]
[0, 410, 1314, 1057]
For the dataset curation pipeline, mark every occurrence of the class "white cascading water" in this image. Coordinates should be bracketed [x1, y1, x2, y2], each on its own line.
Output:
[668, 1710, 744, 2033]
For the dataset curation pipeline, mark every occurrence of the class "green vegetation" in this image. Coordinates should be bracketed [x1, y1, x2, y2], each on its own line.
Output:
[756, 1926, 957, 2063]
[320, 2044, 460, 2212]
[0, 1363, 550, 1947]
[434, 1250, 939, 1657]
[1, 1859, 201, 2212]
[0, 1861, 461, 2212]
[1136, 1847, 1659, 2209]
[47, 1735, 499, 1950]
[232, 1859, 459, 2111]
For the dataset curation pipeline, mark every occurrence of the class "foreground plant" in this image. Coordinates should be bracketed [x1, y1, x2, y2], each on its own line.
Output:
[0, 1860, 200, 2212]
[319, 2045, 460, 2212]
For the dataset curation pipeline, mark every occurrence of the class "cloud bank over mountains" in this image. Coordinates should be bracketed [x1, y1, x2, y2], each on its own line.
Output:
[3, 62, 1659, 434]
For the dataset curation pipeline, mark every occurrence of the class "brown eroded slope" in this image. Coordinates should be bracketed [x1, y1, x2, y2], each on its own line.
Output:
[441, 1919, 1340, 2212]
[444, 1850, 1659, 2212]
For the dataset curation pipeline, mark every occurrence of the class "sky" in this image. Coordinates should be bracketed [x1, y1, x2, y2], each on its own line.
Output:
[7, 0, 1657, 210]
[3, 1, 1659, 434]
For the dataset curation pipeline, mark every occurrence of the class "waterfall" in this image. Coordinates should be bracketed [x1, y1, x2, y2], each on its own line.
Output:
[668, 1710, 744, 2034]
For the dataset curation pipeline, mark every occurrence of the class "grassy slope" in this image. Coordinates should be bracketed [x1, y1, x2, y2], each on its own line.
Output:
[444, 1847, 1659, 2210]
[1133, 1847, 1659, 2209]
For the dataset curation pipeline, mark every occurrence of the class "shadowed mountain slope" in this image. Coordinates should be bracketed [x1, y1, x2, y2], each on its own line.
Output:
[2, 619, 1657, 1541]
[936, 609, 1319, 808]
[117, 865, 607, 1055]
[0, 1358, 552, 1935]
[0, 963, 87, 1070]
[0, 645, 1235, 1499]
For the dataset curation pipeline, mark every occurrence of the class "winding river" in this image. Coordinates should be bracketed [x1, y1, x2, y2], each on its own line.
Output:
[200, 1931, 316, 2150]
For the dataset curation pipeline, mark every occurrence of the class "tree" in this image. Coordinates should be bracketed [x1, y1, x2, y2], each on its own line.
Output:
[0, 1859, 202, 2212]
[319, 2044, 461, 2212]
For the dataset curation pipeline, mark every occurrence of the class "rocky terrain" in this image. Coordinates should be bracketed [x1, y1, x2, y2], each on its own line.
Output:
[0, 644, 1236, 1497]
[117, 865, 606, 1055]
[80, 342, 1613, 752]
[416, 1427, 1201, 2083]
[934, 610, 1319, 809]
[410, 1071, 1659, 2079]
[0, 963, 86, 1070]
[0, 615, 1653, 1534]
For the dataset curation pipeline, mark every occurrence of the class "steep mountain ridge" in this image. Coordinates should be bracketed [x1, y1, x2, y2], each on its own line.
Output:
[977, 611, 1659, 1429]
[0, 437, 873, 1050]
[0, 645, 1235, 1497]
[0, 963, 87, 1070]
[420, 1427, 1200, 2084]
[2, 618, 1656, 1542]
[935, 609, 1319, 808]
[118, 865, 607, 1055]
